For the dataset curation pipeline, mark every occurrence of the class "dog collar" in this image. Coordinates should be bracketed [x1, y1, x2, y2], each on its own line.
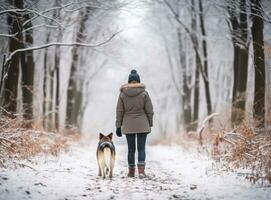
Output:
[98, 141, 115, 150]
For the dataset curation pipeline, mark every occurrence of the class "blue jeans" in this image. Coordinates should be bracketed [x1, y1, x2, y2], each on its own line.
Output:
[126, 133, 148, 167]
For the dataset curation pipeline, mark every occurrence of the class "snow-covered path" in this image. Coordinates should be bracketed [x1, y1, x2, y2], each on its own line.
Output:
[0, 143, 270, 200]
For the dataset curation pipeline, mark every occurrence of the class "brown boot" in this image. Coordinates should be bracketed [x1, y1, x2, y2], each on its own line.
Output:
[138, 165, 146, 179]
[128, 167, 135, 177]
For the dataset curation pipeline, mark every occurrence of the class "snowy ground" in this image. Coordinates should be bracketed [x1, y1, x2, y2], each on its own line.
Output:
[0, 142, 270, 200]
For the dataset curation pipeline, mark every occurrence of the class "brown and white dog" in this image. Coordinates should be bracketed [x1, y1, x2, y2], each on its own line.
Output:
[96, 133, 115, 178]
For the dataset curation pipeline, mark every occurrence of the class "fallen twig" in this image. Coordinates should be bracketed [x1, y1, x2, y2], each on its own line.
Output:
[0, 136, 17, 144]
[222, 138, 236, 147]
[197, 113, 219, 143]
[13, 161, 37, 171]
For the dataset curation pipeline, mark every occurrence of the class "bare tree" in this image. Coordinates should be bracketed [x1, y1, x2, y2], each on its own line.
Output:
[21, 6, 35, 121]
[191, 0, 200, 128]
[198, 0, 212, 116]
[1, 0, 22, 117]
[178, 28, 192, 131]
[66, 7, 92, 128]
[49, 0, 62, 131]
[163, 0, 212, 130]
[251, 0, 266, 127]
[227, 0, 249, 126]
[43, 31, 50, 129]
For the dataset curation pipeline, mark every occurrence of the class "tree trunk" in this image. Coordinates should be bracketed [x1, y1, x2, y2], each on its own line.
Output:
[228, 2, 241, 125]
[178, 29, 192, 132]
[229, 0, 249, 126]
[72, 89, 83, 128]
[48, 67, 55, 130]
[66, 8, 91, 128]
[251, 0, 266, 127]
[43, 0, 62, 131]
[43, 33, 50, 130]
[232, 43, 241, 125]
[53, 0, 62, 131]
[0, 55, 6, 95]
[236, 0, 249, 108]
[2, 0, 35, 121]
[2, 0, 23, 116]
[54, 47, 60, 130]
[66, 51, 77, 126]
[198, 0, 212, 116]
[227, 2, 240, 110]
[193, 59, 200, 123]
[191, 0, 200, 129]
[21, 12, 35, 121]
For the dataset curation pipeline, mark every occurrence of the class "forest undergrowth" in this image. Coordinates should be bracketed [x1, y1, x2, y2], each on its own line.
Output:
[151, 113, 271, 185]
[0, 115, 78, 168]
[212, 120, 271, 185]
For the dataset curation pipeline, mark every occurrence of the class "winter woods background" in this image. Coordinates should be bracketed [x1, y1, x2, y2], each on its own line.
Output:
[0, 0, 270, 141]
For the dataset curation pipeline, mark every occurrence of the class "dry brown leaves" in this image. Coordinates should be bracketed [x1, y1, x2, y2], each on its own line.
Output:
[212, 121, 271, 184]
[0, 116, 78, 167]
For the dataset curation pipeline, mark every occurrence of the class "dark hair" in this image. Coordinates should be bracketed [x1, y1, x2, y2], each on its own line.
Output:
[128, 69, 140, 83]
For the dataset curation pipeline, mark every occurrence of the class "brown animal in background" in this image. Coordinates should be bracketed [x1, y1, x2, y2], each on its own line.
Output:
[96, 133, 116, 178]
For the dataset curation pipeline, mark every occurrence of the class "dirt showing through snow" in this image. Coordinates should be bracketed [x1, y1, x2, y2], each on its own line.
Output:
[0, 143, 270, 200]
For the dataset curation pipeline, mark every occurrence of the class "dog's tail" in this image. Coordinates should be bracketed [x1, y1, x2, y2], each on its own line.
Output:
[104, 147, 111, 175]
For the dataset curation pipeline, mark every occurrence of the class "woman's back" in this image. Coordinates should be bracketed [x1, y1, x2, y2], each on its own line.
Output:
[120, 83, 146, 114]
[116, 83, 153, 134]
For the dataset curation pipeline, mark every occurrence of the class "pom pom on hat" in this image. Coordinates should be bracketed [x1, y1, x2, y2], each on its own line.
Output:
[128, 69, 140, 83]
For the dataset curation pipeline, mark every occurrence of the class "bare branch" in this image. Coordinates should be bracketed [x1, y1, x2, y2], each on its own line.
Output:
[0, 8, 63, 28]
[22, 23, 59, 33]
[0, 33, 18, 38]
[163, 0, 209, 83]
[22, 2, 75, 27]
[0, 24, 58, 39]
[23, 8, 64, 28]
[197, 113, 219, 136]
[0, 9, 29, 15]
[4, 29, 122, 69]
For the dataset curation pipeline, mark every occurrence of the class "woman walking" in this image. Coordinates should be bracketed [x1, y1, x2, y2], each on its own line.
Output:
[115, 70, 154, 178]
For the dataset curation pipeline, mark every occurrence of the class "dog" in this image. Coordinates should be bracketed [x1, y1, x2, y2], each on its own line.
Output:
[96, 133, 116, 178]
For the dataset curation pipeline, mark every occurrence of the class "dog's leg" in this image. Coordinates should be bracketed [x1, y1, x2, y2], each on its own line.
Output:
[109, 168, 113, 178]
[98, 152, 105, 178]
[109, 161, 114, 178]
[97, 156, 102, 176]
[109, 153, 115, 178]
[100, 159, 106, 179]
[98, 166, 101, 176]
[102, 167, 106, 179]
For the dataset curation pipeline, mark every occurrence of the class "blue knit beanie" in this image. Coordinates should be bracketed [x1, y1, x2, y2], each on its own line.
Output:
[128, 69, 140, 83]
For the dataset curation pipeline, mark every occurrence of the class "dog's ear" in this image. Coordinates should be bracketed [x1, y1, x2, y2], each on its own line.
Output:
[108, 132, 113, 140]
[99, 133, 104, 140]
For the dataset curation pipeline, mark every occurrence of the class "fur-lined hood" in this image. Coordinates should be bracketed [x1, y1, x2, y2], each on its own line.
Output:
[120, 83, 146, 97]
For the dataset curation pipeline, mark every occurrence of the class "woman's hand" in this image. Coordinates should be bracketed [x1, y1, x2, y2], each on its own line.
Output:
[116, 128, 122, 137]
